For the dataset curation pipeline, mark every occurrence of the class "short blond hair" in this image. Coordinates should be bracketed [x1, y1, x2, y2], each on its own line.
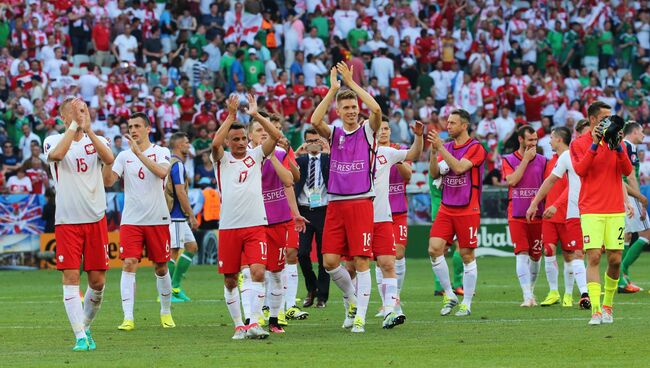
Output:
[336, 89, 357, 103]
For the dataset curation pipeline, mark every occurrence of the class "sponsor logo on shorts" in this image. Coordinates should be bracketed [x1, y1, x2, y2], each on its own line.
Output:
[583, 235, 590, 244]
[58, 255, 64, 262]
[119, 246, 124, 253]
[569, 240, 576, 247]
[219, 260, 223, 267]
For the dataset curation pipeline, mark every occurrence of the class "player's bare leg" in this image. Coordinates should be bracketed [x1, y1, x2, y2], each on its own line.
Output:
[429, 237, 458, 315]
[324, 253, 358, 329]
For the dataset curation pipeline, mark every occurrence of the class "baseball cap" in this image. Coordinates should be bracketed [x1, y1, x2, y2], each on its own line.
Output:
[248, 48, 257, 55]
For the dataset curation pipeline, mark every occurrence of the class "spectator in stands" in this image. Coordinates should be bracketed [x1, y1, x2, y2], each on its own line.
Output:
[6, 166, 32, 194]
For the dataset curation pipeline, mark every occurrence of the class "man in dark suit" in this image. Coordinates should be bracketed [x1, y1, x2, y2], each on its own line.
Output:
[294, 128, 330, 307]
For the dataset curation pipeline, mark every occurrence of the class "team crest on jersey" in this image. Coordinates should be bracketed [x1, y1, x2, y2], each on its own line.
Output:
[84, 144, 96, 154]
[148, 154, 157, 161]
[377, 155, 387, 165]
[243, 156, 255, 168]
[583, 235, 590, 244]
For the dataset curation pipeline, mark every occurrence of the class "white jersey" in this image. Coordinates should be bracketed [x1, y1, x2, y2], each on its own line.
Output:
[44, 134, 109, 225]
[212, 146, 268, 230]
[112, 145, 171, 226]
[373, 146, 407, 222]
[551, 150, 580, 219]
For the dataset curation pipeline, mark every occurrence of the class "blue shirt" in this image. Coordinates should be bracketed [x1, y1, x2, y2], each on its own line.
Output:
[169, 160, 187, 220]
[230, 60, 245, 91]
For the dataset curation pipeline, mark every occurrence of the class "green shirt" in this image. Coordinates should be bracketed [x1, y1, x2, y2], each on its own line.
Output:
[347, 28, 368, 50]
[561, 30, 578, 62]
[547, 30, 563, 57]
[0, 21, 9, 48]
[428, 174, 442, 220]
[579, 76, 590, 88]
[243, 59, 264, 87]
[192, 138, 211, 152]
[583, 33, 600, 56]
[286, 125, 302, 150]
[417, 74, 434, 100]
[619, 33, 637, 61]
[219, 54, 235, 81]
[311, 16, 329, 42]
[536, 39, 551, 71]
[600, 31, 614, 55]
[187, 34, 208, 57]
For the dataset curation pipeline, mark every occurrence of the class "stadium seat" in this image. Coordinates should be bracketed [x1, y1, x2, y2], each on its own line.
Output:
[617, 69, 629, 79]
[101, 66, 112, 75]
[73, 54, 90, 68]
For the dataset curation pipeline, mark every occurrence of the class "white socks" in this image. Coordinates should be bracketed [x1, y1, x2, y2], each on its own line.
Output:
[83, 286, 104, 329]
[120, 271, 136, 320]
[251, 281, 265, 323]
[545, 256, 559, 291]
[326, 266, 358, 308]
[395, 257, 406, 298]
[571, 259, 588, 294]
[516, 254, 533, 300]
[224, 286, 244, 327]
[63, 285, 86, 339]
[529, 258, 541, 291]
[430, 256, 455, 300]
[375, 265, 384, 305]
[268, 271, 283, 318]
[355, 270, 371, 322]
[462, 261, 477, 309]
[283, 264, 299, 310]
[563, 261, 574, 296]
[381, 277, 397, 316]
[156, 271, 172, 315]
[240, 268, 252, 321]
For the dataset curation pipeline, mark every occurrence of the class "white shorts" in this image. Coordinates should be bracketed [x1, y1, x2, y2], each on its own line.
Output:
[169, 220, 196, 248]
[625, 197, 650, 233]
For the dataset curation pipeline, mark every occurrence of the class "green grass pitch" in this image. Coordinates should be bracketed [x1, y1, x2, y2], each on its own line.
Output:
[1, 256, 649, 367]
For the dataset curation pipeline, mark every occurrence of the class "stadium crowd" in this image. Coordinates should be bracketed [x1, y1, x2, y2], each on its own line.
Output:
[4, 0, 650, 194]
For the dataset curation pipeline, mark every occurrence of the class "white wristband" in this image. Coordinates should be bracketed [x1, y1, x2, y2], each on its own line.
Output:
[69, 121, 79, 131]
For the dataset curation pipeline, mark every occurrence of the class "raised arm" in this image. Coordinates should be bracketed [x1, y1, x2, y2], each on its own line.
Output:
[505, 147, 537, 186]
[246, 94, 282, 157]
[404, 121, 424, 161]
[46, 122, 78, 162]
[269, 154, 293, 186]
[126, 135, 170, 179]
[102, 162, 119, 187]
[284, 186, 308, 233]
[336, 62, 382, 132]
[77, 100, 114, 165]
[211, 95, 239, 162]
[310, 67, 339, 139]
[428, 130, 473, 175]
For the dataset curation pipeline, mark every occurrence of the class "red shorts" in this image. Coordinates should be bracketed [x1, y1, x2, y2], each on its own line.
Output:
[55, 216, 109, 271]
[429, 212, 480, 248]
[323, 198, 374, 258]
[542, 220, 583, 254]
[565, 218, 584, 251]
[392, 212, 408, 246]
[219, 226, 267, 274]
[120, 224, 171, 263]
[265, 222, 288, 272]
[510, 220, 543, 259]
[286, 220, 299, 249]
[373, 222, 396, 256]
